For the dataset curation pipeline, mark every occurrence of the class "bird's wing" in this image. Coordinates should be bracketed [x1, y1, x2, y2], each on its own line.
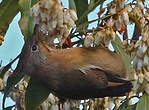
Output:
[79, 65, 131, 88]
[52, 65, 132, 100]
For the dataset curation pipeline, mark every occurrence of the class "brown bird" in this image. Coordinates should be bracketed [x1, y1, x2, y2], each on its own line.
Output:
[17, 25, 132, 100]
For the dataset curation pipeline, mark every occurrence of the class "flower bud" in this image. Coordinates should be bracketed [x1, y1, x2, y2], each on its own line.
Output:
[84, 35, 94, 48]
[48, 93, 55, 105]
[94, 31, 103, 45]
[69, 10, 78, 21]
[138, 72, 144, 84]
[122, 11, 129, 25]
[144, 72, 149, 82]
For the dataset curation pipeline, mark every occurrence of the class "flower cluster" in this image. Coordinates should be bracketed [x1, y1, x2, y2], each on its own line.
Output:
[31, 0, 78, 46]
[121, 0, 149, 95]
[84, 28, 116, 48]
[131, 27, 149, 94]
[106, 0, 130, 32]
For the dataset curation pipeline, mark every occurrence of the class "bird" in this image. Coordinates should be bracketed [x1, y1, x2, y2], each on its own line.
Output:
[15, 25, 132, 101]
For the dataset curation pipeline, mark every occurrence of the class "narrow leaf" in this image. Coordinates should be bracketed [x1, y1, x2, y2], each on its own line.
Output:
[18, 0, 37, 40]
[112, 35, 133, 73]
[76, 0, 105, 26]
[69, 0, 77, 12]
[136, 93, 149, 110]
[77, 14, 113, 31]
[74, 0, 88, 27]
[25, 78, 50, 110]
[88, 0, 99, 9]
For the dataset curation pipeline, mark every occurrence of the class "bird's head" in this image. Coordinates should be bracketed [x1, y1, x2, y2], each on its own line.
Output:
[16, 24, 47, 76]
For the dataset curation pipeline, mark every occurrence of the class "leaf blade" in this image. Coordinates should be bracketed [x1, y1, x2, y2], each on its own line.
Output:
[136, 93, 149, 110]
[25, 78, 50, 110]
[18, 0, 38, 40]
[111, 35, 133, 74]
[69, 0, 77, 12]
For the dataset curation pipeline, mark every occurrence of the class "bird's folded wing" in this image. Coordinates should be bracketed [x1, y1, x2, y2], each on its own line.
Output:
[79, 65, 131, 88]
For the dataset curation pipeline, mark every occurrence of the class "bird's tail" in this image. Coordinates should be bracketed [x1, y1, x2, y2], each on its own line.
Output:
[97, 81, 132, 97]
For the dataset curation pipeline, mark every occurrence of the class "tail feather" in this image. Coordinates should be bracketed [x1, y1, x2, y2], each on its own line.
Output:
[57, 81, 133, 100]
[99, 82, 132, 97]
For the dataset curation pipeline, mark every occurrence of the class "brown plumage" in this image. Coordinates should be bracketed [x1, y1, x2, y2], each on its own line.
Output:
[16, 25, 132, 100]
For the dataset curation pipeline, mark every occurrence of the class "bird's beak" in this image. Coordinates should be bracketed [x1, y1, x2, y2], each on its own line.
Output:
[32, 24, 40, 42]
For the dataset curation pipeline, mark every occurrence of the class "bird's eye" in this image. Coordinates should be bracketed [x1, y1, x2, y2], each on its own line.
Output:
[32, 45, 38, 52]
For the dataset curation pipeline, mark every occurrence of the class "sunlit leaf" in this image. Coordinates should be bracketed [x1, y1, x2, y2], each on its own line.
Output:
[69, 0, 77, 12]
[18, 0, 38, 40]
[112, 35, 133, 73]
[25, 78, 50, 110]
[0, 0, 19, 45]
[136, 93, 149, 110]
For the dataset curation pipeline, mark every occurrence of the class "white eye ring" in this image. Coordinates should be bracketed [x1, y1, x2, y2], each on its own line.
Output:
[31, 44, 38, 52]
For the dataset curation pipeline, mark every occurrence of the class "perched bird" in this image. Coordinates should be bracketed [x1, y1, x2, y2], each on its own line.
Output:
[16, 25, 132, 100]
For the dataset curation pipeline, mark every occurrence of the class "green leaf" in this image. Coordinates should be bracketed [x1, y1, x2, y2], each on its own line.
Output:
[111, 35, 133, 74]
[76, 0, 105, 27]
[88, 0, 99, 9]
[0, 0, 19, 42]
[77, 14, 113, 32]
[25, 78, 50, 110]
[18, 0, 38, 40]
[2, 72, 25, 109]
[69, 0, 77, 12]
[74, 0, 88, 27]
[118, 100, 136, 110]
[136, 93, 149, 110]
